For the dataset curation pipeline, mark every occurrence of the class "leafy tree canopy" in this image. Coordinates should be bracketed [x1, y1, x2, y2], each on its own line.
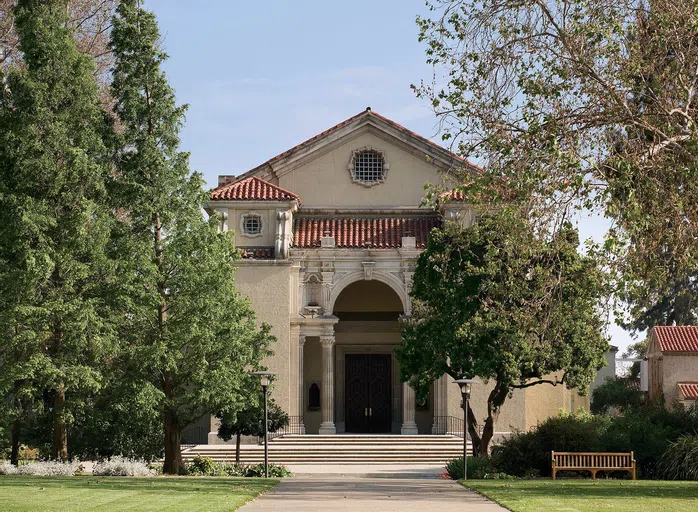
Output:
[415, 0, 698, 334]
[397, 209, 609, 455]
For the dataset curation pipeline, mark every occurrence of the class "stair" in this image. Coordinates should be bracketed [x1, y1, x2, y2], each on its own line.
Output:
[181, 434, 470, 465]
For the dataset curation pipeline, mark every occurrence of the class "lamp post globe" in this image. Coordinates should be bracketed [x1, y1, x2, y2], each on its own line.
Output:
[250, 371, 277, 478]
[453, 379, 476, 480]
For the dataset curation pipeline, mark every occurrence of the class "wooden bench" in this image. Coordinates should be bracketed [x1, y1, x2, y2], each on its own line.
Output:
[551, 451, 636, 480]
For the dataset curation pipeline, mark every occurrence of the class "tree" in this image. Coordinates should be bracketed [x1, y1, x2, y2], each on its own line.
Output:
[591, 377, 645, 415]
[108, 0, 274, 475]
[217, 390, 289, 465]
[0, 0, 116, 460]
[414, 1, 698, 335]
[1, 0, 117, 103]
[396, 210, 608, 455]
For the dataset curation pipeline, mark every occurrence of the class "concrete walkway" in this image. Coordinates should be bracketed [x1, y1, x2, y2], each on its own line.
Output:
[238, 477, 508, 511]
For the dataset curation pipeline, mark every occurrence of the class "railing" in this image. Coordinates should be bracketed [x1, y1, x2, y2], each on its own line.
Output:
[432, 416, 467, 438]
[259, 416, 304, 443]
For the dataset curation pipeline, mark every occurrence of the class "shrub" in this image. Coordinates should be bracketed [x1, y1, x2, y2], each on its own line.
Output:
[445, 457, 496, 479]
[0, 462, 17, 475]
[240, 463, 291, 478]
[600, 404, 698, 478]
[186, 455, 226, 476]
[492, 410, 610, 477]
[92, 456, 155, 477]
[657, 435, 698, 481]
[0, 460, 80, 476]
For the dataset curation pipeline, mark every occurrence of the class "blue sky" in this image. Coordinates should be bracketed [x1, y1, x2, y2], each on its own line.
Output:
[146, 0, 636, 352]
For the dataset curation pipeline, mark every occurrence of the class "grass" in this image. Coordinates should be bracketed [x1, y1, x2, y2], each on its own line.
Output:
[464, 480, 698, 512]
[0, 475, 279, 511]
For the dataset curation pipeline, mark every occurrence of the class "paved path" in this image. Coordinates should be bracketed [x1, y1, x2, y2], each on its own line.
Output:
[238, 477, 508, 512]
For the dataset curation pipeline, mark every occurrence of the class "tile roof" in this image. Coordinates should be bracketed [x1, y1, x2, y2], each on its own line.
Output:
[678, 382, 698, 400]
[239, 246, 274, 259]
[652, 326, 698, 352]
[211, 176, 301, 203]
[233, 108, 481, 182]
[293, 215, 440, 249]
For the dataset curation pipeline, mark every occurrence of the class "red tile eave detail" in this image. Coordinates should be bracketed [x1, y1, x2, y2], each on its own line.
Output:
[210, 176, 301, 205]
[653, 326, 698, 353]
[293, 215, 441, 249]
[678, 382, 698, 400]
[233, 109, 482, 182]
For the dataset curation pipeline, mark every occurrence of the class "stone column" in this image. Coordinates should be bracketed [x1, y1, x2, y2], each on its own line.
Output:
[401, 382, 419, 434]
[298, 334, 306, 434]
[431, 375, 447, 434]
[318, 335, 336, 434]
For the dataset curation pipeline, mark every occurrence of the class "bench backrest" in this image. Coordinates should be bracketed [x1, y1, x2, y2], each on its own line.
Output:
[552, 452, 634, 469]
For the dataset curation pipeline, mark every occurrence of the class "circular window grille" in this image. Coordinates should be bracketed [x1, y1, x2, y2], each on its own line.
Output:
[348, 147, 389, 186]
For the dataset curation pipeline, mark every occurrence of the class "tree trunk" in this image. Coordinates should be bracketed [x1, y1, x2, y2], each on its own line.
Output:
[466, 402, 482, 457]
[163, 405, 185, 475]
[10, 417, 20, 466]
[51, 384, 68, 460]
[236, 433, 241, 465]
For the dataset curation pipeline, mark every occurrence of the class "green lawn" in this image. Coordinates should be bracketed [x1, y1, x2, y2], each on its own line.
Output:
[0, 475, 278, 511]
[464, 480, 698, 512]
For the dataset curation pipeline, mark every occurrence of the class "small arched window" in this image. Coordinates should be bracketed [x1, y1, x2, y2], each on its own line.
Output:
[308, 383, 320, 410]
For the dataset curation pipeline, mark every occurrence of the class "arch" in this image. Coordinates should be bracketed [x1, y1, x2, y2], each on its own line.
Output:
[329, 270, 409, 314]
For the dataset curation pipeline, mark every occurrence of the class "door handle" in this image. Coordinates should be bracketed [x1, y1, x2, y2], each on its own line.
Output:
[369, 408, 373, 417]
[364, 408, 368, 416]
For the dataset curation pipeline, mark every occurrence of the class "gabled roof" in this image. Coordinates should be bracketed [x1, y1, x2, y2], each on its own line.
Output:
[293, 215, 440, 249]
[231, 108, 481, 182]
[678, 382, 698, 400]
[651, 326, 698, 353]
[211, 176, 301, 204]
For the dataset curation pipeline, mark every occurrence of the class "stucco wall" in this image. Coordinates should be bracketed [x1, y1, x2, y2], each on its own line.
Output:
[662, 354, 698, 404]
[445, 376, 527, 436]
[277, 130, 444, 209]
[233, 263, 292, 414]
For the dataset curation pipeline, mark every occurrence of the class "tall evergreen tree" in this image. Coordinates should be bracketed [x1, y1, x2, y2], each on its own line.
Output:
[109, 0, 274, 475]
[0, 0, 116, 460]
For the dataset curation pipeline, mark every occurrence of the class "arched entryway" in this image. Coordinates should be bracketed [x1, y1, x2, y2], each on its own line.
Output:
[333, 280, 404, 433]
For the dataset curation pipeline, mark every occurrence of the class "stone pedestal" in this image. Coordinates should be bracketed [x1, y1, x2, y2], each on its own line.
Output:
[401, 382, 419, 434]
[318, 335, 336, 434]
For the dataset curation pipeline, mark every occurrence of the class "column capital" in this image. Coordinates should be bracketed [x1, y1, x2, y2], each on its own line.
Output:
[299, 334, 306, 346]
[319, 335, 335, 346]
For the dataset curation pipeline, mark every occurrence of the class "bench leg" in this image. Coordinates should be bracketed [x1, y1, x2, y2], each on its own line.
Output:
[552, 469, 556, 481]
[591, 470, 597, 480]
[631, 466, 636, 481]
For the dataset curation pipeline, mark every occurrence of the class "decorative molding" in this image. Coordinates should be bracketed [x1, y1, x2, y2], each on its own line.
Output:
[215, 208, 229, 232]
[319, 335, 336, 346]
[362, 261, 376, 280]
[347, 146, 390, 187]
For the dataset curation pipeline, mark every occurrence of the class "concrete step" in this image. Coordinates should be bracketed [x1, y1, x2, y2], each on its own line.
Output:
[182, 434, 470, 464]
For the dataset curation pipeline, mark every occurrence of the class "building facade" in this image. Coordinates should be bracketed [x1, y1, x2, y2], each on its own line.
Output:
[196, 109, 588, 444]
[648, 326, 698, 409]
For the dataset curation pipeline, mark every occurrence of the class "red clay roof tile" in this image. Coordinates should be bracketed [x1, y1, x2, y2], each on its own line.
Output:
[652, 326, 698, 352]
[211, 176, 301, 203]
[293, 215, 440, 249]
[678, 382, 698, 400]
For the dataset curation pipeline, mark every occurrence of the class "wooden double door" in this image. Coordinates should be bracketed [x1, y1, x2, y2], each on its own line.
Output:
[344, 354, 392, 433]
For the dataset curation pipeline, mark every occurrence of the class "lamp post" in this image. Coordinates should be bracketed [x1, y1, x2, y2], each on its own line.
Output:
[250, 370, 277, 478]
[453, 379, 476, 480]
